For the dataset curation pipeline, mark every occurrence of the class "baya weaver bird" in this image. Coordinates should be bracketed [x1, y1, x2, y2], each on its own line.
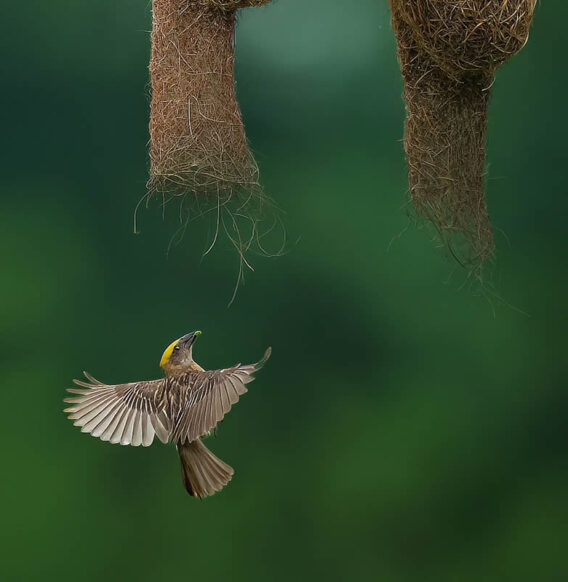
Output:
[64, 331, 271, 498]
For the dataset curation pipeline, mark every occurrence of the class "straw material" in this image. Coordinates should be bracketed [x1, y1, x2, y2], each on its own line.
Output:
[390, 0, 537, 267]
[148, 0, 270, 201]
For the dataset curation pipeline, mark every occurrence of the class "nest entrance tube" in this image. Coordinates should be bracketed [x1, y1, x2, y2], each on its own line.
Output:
[389, 0, 537, 270]
[148, 0, 270, 205]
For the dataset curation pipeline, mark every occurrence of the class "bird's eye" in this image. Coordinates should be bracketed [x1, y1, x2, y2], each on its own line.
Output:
[174, 346, 180, 352]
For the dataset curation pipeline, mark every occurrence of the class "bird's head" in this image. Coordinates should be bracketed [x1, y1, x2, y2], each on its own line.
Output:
[160, 331, 202, 374]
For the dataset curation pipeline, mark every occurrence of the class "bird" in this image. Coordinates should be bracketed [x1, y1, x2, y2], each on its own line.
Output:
[63, 331, 271, 498]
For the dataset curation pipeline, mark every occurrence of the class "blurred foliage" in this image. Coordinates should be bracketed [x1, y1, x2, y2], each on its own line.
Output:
[1, 1, 566, 580]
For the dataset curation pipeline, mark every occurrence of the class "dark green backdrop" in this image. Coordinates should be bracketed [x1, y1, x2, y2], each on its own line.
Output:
[2, 1, 566, 580]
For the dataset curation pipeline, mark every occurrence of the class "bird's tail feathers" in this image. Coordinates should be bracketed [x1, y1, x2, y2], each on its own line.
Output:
[177, 440, 234, 498]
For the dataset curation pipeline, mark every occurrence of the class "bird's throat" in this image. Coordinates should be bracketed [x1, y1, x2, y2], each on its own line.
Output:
[164, 360, 204, 377]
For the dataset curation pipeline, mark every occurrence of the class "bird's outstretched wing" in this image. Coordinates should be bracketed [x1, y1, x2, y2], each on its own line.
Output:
[171, 347, 271, 444]
[64, 373, 171, 447]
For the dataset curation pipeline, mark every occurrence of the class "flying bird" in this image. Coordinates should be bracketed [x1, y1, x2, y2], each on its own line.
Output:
[64, 331, 271, 498]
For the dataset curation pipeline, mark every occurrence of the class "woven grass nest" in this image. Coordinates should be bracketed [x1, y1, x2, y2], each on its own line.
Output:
[148, 0, 271, 227]
[390, 0, 537, 270]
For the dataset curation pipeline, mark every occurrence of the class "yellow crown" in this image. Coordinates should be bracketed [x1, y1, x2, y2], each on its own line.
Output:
[160, 338, 180, 369]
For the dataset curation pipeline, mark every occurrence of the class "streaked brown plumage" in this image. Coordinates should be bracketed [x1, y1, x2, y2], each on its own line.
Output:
[64, 331, 271, 498]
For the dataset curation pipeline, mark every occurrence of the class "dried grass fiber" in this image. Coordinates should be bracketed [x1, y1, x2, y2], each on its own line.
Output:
[148, 0, 270, 200]
[390, 0, 537, 268]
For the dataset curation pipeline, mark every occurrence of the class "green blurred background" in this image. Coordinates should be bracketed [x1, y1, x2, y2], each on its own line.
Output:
[1, 1, 566, 580]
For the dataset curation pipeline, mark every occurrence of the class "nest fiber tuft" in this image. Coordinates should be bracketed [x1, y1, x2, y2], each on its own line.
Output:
[390, 0, 537, 268]
[148, 0, 270, 202]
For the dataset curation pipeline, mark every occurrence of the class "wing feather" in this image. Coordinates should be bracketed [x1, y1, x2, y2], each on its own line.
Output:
[214, 380, 224, 424]
[65, 390, 113, 415]
[80, 399, 120, 433]
[109, 407, 131, 444]
[131, 410, 143, 447]
[141, 414, 153, 447]
[64, 374, 167, 447]
[92, 400, 124, 438]
[219, 379, 230, 414]
[121, 408, 137, 446]
[83, 371, 104, 385]
[206, 380, 215, 429]
[151, 411, 171, 444]
[74, 397, 116, 427]
[172, 348, 271, 444]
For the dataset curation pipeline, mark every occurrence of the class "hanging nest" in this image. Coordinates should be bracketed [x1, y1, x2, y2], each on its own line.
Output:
[147, 0, 271, 218]
[389, 0, 537, 269]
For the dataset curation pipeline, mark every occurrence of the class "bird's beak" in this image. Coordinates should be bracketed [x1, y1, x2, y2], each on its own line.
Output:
[180, 331, 202, 346]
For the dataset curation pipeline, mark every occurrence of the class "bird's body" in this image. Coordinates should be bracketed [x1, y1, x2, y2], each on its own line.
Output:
[64, 331, 271, 498]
